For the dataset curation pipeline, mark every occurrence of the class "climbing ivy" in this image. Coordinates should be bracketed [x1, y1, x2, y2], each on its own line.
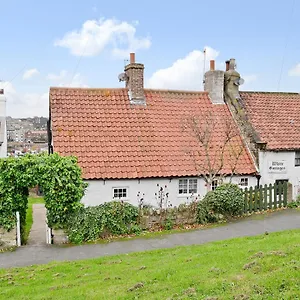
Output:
[0, 153, 87, 239]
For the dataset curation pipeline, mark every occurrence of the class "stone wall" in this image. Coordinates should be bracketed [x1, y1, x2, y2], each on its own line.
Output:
[52, 229, 68, 244]
[139, 203, 198, 229]
[0, 227, 17, 247]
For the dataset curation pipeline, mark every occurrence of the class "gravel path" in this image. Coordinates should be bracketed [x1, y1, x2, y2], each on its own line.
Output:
[0, 208, 299, 269]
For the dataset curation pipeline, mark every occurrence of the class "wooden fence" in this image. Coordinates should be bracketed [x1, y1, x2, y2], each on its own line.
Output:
[243, 182, 288, 213]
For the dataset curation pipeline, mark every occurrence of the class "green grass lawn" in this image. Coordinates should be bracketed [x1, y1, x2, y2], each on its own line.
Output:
[0, 230, 299, 299]
[23, 197, 44, 244]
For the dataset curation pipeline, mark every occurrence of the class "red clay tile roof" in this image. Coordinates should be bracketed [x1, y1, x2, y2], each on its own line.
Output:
[50, 88, 257, 179]
[240, 92, 300, 150]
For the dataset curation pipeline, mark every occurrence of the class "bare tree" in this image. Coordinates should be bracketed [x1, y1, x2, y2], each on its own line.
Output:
[182, 111, 244, 189]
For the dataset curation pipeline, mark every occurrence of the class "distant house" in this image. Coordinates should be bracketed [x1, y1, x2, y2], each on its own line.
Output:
[225, 88, 300, 199]
[49, 54, 258, 207]
[0, 89, 7, 158]
[25, 130, 48, 143]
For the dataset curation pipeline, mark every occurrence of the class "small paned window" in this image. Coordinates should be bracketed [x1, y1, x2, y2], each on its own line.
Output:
[239, 178, 249, 187]
[113, 188, 128, 199]
[211, 180, 218, 191]
[179, 179, 198, 194]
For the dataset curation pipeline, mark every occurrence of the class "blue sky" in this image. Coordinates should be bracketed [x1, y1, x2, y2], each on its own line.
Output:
[0, 0, 299, 117]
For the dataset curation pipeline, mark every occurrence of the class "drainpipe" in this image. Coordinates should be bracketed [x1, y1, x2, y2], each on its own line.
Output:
[47, 119, 53, 154]
[256, 174, 261, 188]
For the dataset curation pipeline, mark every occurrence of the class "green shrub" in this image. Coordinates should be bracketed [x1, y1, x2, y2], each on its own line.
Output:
[287, 197, 300, 208]
[66, 201, 139, 243]
[197, 183, 244, 224]
[163, 217, 174, 230]
[287, 202, 298, 209]
[211, 183, 244, 216]
[129, 224, 142, 235]
[197, 191, 220, 224]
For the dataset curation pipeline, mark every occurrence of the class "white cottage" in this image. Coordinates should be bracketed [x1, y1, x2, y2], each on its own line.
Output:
[0, 89, 7, 158]
[226, 90, 300, 199]
[49, 54, 258, 207]
[219, 58, 300, 199]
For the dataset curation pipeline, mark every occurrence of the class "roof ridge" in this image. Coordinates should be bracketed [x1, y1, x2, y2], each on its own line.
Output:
[144, 88, 208, 94]
[240, 91, 300, 95]
[50, 87, 208, 95]
[50, 87, 126, 91]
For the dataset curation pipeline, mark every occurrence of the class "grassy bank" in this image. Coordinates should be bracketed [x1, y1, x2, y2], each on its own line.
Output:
[0, 229, 299, 299]
[23, 197, 44, 244]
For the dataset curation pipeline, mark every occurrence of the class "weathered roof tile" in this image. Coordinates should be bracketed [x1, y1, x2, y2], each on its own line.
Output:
[241, 92, 300, 150]
[50, 87, 257, 179]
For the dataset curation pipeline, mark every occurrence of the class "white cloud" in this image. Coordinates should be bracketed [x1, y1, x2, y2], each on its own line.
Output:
[243, 75, 257, 84]
[22, 93, 49, 113]
[147, 48, 258, 91]
[239, 74, 258, 91]
[0, 69, 89, 117]
[22, 68, 39, 80]
[288, 63, 300, 76]
[0, 81, 48, 117]
[47, 70, 89, 87]
[147, 47, 219, 90]
[54, 18, 151, 58]
[47, 70, 68, 81]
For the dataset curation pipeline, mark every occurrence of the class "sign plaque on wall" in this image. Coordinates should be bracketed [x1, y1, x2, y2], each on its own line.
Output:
[268, 161, 287, 173]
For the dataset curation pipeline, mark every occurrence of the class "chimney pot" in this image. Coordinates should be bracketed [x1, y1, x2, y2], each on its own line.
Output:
[229, 58, 236, 70]
[130, 53, 135, 64]
[210, 60, 215, 71]
[225, 60, 230, 71]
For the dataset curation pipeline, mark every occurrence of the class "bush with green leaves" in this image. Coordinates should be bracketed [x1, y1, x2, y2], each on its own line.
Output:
[163, 217, 174, 230]
[287, 196, 300, 208]
[66, 201, 139, 244]
[0, 153, 87, 240]
[197, 183, 244, 224]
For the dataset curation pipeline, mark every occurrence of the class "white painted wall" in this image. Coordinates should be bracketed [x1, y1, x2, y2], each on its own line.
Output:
[0, 93, 7, 158]
[259, 151, 300, 199]
[82, 175, 257, 207]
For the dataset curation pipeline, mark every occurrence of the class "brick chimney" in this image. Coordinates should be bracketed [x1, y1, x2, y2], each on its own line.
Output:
[204, 60, 225, 104]
[225, 60, 230, 71]
[124, 53, 145, 105]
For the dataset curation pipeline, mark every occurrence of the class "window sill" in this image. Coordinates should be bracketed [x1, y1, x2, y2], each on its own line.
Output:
[112, 198, 130, 202]
[177, 194, 199, 198]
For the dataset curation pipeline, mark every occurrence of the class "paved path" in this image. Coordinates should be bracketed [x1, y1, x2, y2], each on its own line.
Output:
[27, 204, 47, 246]
[0, 209, 299, 269]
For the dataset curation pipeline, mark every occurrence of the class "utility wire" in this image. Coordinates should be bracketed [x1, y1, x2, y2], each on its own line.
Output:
[2, 64, 27, 89]
[277, 0, 296, 91]
[69, 37, 90, 86]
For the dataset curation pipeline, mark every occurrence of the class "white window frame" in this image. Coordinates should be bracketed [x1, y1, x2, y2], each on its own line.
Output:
[112, 187, 129, 200]
[211, 180, 218, 191]
[295, 151, 300, 167]
[178, 178, 198, 195]
[239, 177, 249, 187]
